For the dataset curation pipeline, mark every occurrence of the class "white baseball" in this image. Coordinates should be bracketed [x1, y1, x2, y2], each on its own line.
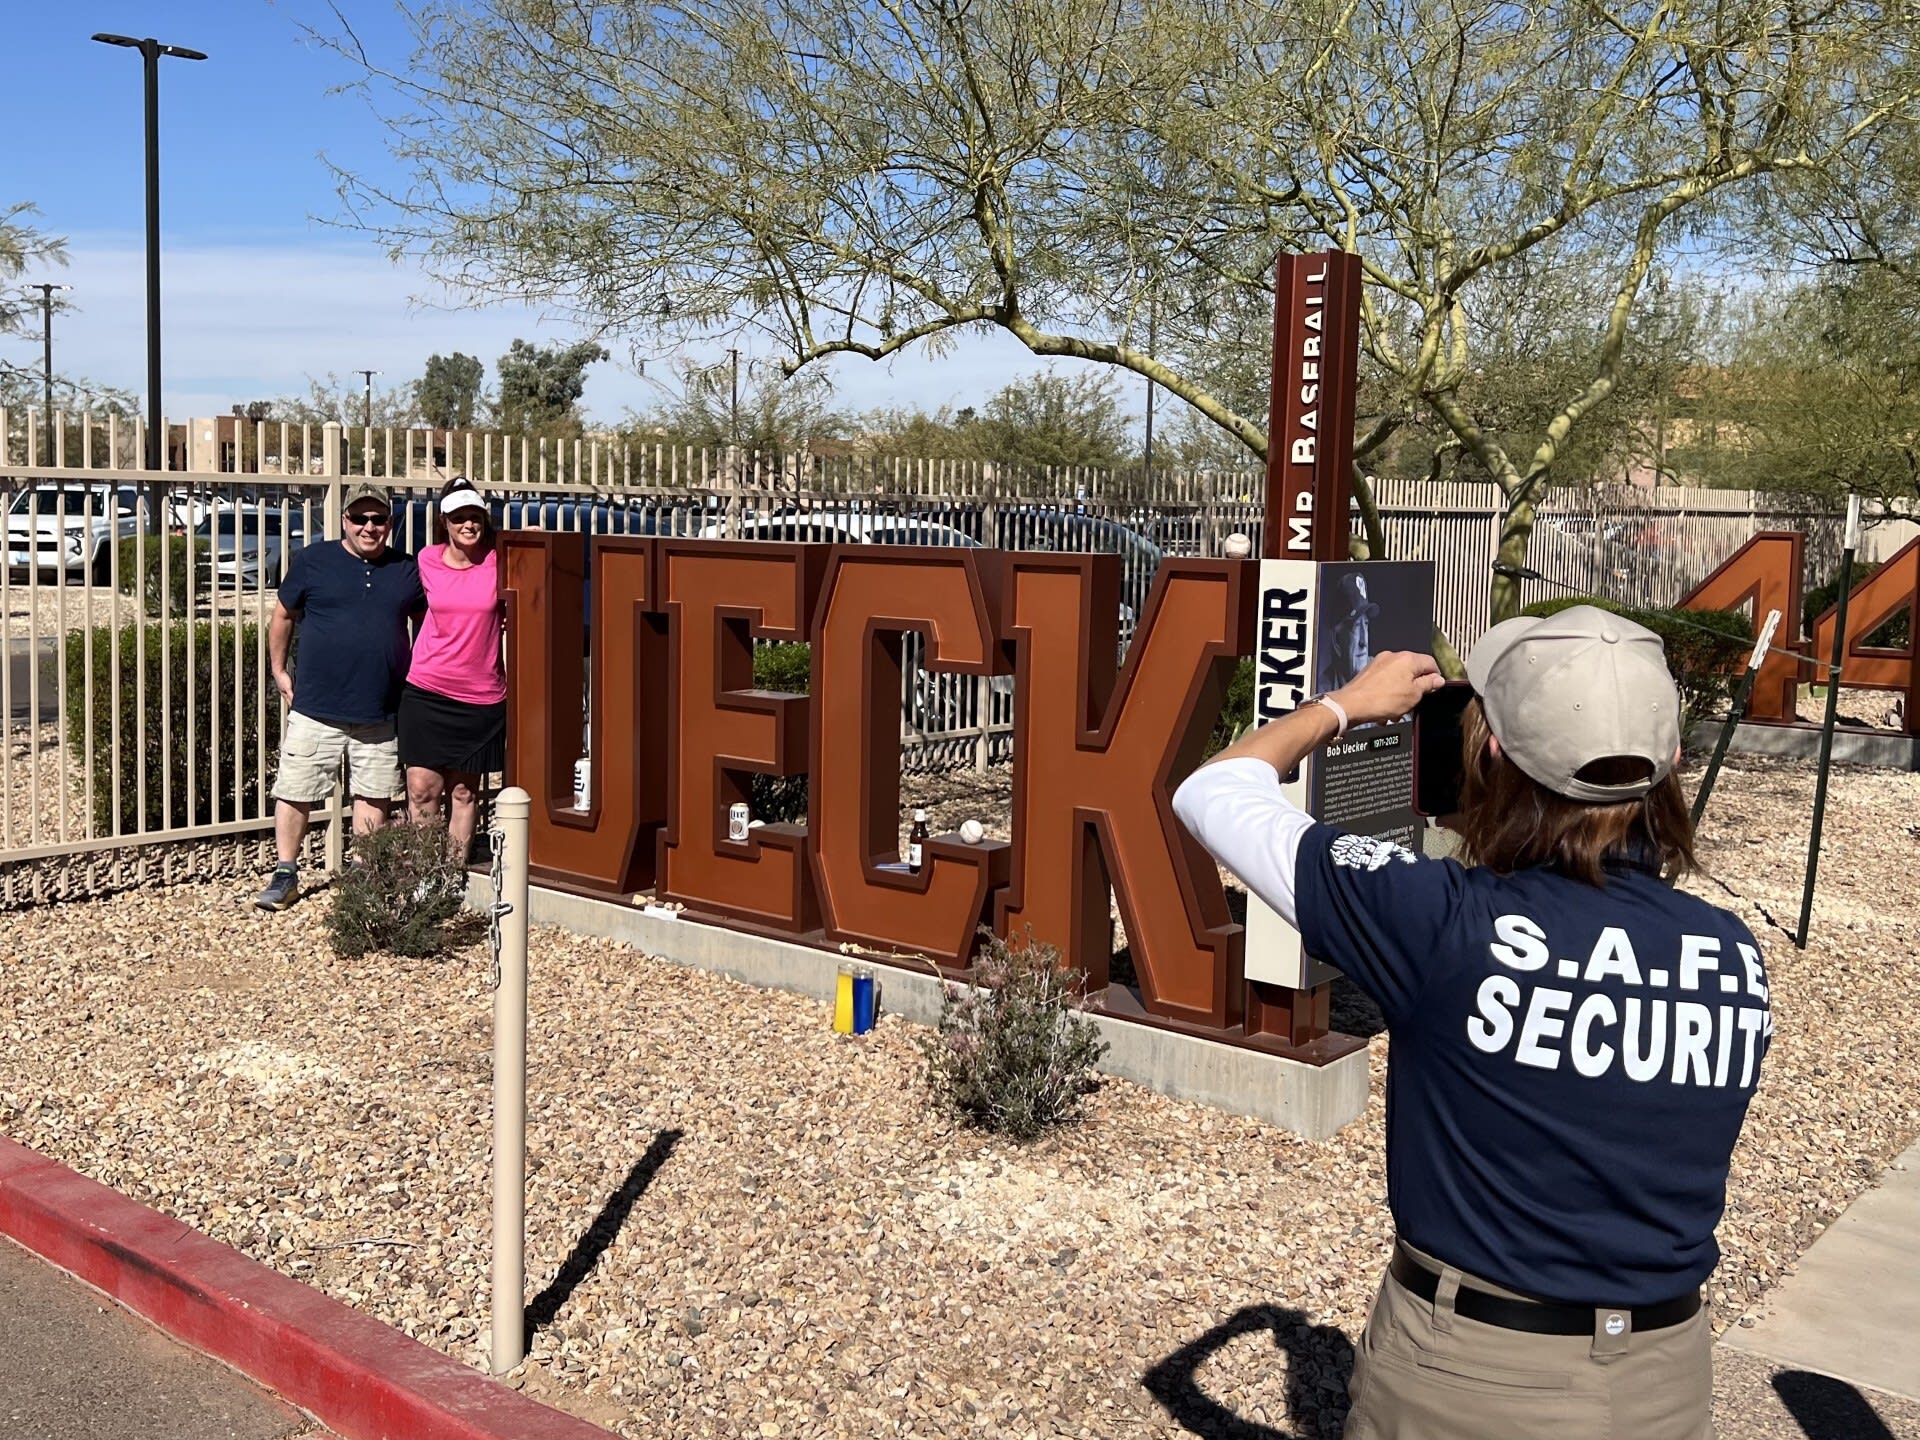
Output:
[959, 819, 985, 845]
[1224, 532, 1253, 558]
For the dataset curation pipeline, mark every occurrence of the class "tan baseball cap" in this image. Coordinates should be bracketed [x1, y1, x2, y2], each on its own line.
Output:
[341, 481, 391, 515]
[1464, 605, 1681, 803]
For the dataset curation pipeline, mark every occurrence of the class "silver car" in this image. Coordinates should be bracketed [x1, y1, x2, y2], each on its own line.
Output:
[195, 508, 309, 589]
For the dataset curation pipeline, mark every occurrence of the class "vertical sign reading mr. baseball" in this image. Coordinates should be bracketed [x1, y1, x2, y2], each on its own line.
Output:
[1263, 250, 1361, 564]
[1247, 250, 1363, 993]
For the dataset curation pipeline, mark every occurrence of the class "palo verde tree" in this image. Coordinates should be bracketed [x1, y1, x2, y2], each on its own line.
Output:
[318, 0, 1920, 619]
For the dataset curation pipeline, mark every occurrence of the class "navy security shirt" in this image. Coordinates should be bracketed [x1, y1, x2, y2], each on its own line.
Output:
[1171, 758, 1771, 1308]
[1294, 822, 1771, 1305]
[278, 540, 425, 725]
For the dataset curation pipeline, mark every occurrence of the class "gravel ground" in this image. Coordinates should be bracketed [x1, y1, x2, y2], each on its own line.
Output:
[1714, 1351, 1920, 1440]
[0, 747, 1917, 1439]
[3, 578, 277, 640]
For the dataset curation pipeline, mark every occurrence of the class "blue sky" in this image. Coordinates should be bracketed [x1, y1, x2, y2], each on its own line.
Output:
[3, 1, 1114, 427]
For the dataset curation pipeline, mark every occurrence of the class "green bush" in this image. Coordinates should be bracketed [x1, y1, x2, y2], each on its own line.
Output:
[1518, 595, 1751, 731]
[63, 620, 275, 835]
[754, 640, 812, 695]
[325, 820, 469, 959]
[751, 642, 810, 824]
[1203, 657, 1255, 760]
[114, 534, 212, 616]
[920, 930, 1110, 1142]
[1804, 559, 1909, 650]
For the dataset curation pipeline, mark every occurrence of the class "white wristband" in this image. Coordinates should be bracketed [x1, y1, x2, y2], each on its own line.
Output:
[1314, 694, 1350, 738]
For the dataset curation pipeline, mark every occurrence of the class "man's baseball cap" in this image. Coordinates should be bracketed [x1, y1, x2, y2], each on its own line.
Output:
[341, 481, 391, 515]
[1464, 604, 1681, 803]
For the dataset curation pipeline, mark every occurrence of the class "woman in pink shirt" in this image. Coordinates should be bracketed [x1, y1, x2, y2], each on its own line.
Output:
[398, 476, 506, 859]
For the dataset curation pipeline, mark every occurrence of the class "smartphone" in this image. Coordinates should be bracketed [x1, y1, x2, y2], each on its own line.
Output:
[1412, 680, 1474, 818]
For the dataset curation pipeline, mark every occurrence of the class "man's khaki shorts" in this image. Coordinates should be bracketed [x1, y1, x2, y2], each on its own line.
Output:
[271, 710, 403, 805]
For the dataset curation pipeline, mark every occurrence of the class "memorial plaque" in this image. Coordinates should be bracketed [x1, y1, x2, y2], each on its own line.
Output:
[1244, 558, 1434, 990]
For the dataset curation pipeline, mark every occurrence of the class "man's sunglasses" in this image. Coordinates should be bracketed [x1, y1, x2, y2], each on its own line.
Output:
[345, 511, 391, 528]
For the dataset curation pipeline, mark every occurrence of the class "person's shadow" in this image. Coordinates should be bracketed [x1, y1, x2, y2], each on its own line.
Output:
[1770, 1371, 1898, 1440]
[1144, 1305, 1356, 1440]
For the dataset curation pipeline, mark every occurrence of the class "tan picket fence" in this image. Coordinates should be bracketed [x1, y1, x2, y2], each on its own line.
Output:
[0, 406, 1887, 890]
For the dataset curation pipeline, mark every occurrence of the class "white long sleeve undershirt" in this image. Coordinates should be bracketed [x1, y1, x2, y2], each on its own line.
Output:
[1170, 757, 1317, 929]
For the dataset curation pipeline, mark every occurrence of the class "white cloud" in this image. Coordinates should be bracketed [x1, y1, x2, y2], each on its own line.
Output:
[41, 232, 1147, 429]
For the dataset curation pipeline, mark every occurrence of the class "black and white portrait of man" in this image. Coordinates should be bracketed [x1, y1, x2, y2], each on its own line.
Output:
[1317, 571, 1379, 692]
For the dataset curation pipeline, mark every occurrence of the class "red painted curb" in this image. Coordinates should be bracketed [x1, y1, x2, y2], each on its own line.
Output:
[0, 1135, 614, 1440]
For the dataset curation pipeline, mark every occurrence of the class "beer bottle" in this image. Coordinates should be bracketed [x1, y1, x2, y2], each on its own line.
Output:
[908, 808, 930, 872]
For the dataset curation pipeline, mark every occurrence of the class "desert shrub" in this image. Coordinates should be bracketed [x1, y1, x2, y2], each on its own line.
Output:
[1804, 559, 1908, 650]
[1518, 595, 1750, 732]
[920, 930, 1110, 1142]
[750, 641, 810, 824]
[63, 620, 274, 835]
[325, 819, 469, 959]
[114, 534, 210, 616]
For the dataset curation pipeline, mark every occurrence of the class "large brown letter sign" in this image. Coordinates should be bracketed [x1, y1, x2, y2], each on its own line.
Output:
[654, 540, 823, 932]
[1678, 532, 1804, 724]
[501, 532, 668, 892]
[808, 548, 1012, 967]
[1808, 536, 1919, 728]
[996, 555, 1253, 1028]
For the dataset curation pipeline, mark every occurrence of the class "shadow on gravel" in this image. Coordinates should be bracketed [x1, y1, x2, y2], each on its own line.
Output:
[1772, 1371, 1897, 1440]
[1143, 1304, 1355, 1439]
[524, 1128, 684, 1341]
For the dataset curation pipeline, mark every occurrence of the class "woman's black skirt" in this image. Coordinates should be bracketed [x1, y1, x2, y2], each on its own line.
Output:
[398, 683, 507, 774]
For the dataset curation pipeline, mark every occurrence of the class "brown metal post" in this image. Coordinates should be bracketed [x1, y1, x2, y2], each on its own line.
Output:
[1263, 250, 1362, 564]
[1247, 249, 1363, 1044]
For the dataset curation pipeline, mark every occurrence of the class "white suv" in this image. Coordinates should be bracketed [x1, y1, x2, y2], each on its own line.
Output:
[4, 483, 156, 583]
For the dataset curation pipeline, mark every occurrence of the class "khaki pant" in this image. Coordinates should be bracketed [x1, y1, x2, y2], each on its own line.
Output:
[271, 710, 403, 805]
[1344, 1243, 1712, 1440]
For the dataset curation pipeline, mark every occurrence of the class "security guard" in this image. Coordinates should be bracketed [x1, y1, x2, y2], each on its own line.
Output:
[1173, 606, 1770, 1440]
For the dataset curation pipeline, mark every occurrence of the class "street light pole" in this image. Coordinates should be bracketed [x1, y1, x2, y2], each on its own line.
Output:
[93, 33, 207, 472]
[356, 368, 381, 430]
[29, 283, 71, 467]
[727, 348, 741, 444]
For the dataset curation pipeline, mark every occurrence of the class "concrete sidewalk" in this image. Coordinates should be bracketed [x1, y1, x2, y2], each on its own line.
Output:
[0, 1135, 616, 1440]
[1719, 1136, 1920, 1432]
[0, 1235, 326, 1440]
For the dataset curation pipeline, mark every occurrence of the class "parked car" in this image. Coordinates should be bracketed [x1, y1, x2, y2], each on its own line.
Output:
[989, 509, 1165, 637]
[4, 482, 157, 583]
[194, 507, 312, 589]
[696, 511, 982, 548]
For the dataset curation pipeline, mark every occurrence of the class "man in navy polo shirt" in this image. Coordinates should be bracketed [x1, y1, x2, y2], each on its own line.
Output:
[255, 481, 426, 911]
[1175, 608, 1770, 1439]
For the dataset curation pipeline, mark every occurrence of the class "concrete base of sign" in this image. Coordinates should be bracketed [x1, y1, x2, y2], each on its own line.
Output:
[470, 877, 1371, 1142]
[1699, 719, 1919, 771]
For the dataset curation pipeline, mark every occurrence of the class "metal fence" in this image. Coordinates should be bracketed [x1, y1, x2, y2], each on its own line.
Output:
[3, 407, 1904, 877]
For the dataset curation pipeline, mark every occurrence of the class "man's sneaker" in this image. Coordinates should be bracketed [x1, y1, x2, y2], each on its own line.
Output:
[254, 866, 299, 912]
